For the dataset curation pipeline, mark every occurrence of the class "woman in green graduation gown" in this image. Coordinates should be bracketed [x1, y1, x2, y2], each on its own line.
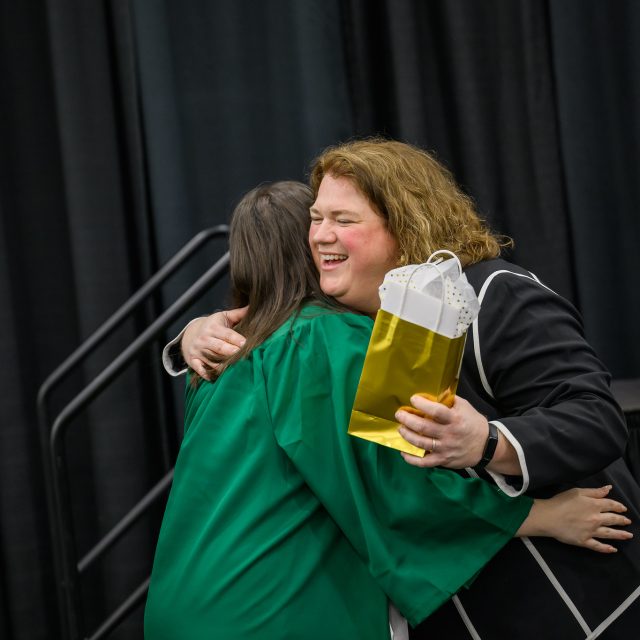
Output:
[144, 181, 630, 640]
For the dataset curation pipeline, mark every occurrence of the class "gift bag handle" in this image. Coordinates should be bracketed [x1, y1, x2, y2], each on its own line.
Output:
[398, 250, 462, 329]
[427, 249, 462, 275]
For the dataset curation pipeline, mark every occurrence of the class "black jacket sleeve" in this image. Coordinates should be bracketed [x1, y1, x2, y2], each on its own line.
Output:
[472, 268, 627, 491]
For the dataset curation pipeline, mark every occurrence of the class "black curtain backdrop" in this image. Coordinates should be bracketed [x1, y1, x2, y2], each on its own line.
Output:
[0, 1, 638, 638]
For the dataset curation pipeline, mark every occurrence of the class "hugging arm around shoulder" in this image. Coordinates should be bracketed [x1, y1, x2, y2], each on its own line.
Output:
[261, 309, 533, 626]
[467, 265, 627, 493]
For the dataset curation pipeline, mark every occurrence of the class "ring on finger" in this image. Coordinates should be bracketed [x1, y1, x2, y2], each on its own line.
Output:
[432, 437, 437, 453]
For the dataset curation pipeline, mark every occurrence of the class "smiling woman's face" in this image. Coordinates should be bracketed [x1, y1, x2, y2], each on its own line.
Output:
[308, 174, 399, 316]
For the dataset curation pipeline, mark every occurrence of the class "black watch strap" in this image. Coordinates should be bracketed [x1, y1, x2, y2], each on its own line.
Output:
[475, 421, 499, 470]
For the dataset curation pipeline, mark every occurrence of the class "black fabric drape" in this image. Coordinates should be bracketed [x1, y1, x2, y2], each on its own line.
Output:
[549, 0, 640, 377]
[0, 2, 78, 637]
[133, 0, 354, 251]
[1, 1, 639, 638]
[342, 0, 578, 300]
[1, 1, 175, 638]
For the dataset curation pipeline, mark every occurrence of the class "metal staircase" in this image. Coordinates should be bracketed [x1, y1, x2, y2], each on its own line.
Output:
[37, 226, 230, 639]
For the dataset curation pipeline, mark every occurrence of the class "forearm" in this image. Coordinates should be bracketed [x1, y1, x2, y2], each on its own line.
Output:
[496, 394, 626, 491]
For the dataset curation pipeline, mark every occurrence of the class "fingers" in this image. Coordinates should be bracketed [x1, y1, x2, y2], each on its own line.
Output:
[199, 335, 245, 358]
[188, 353, 219, 373]
[400, 451, 439, 468]
[408, 395, 451, 424]
[204, 325, 246, 350]
[575, 486, 629, 514]
[594, 526, 634, 540]
[396, 400, 485, 469]
[601, 512, 632, 527]
[581, 486, 634, 552]
[598, 498, 629, 514]
[583, 538, 618, 554]
[583, 525, 634, 554]
[395, 408, 424, 432]
[576, 485, 613, 499]
[186, 346, 220, 371]
[397, 426, 437, 454]
[191, 358, 214, 381]
[395, 410, 445, 439]
[222, 305, 249, 325]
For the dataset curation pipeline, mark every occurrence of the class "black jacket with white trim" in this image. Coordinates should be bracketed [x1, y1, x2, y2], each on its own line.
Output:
[411, 258, 640, 640]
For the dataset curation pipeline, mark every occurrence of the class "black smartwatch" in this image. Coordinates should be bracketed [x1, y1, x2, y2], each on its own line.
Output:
[475, 421, 499, 470]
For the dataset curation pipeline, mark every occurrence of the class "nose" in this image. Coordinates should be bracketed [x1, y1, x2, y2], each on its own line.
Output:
[310, 218, 336, 245]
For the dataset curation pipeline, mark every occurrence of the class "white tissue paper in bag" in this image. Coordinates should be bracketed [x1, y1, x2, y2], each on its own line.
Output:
[378, 253, 480, 338]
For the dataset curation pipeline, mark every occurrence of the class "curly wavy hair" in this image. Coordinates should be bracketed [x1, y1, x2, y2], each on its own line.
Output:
[309, 138, 512, 267]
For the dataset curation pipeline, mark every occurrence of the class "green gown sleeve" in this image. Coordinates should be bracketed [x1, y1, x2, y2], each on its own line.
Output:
[260, 310, 533, 627]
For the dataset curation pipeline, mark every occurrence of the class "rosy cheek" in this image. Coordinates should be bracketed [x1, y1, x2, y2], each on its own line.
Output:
[336, 229, 355, 251]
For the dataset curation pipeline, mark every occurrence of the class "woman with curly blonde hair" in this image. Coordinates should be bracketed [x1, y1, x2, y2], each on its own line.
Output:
[309, 137, 510, 267]
[166, 138, 640, 639]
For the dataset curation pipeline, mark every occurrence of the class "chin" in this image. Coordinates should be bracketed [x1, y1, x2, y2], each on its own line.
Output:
[319, 281, 343, 298]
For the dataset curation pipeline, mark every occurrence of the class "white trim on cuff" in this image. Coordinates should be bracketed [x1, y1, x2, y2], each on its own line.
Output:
[161, 316, 205, 377]
[485, 420, 530, 497]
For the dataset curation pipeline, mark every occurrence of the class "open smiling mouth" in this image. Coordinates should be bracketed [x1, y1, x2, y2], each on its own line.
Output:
[320, 254, 348, 263]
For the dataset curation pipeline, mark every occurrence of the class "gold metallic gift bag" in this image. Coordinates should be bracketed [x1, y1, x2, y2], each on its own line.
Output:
[348, 252, 478, 456]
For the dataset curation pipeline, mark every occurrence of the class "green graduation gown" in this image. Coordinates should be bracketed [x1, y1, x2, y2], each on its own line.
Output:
[144, 306, 532, 639]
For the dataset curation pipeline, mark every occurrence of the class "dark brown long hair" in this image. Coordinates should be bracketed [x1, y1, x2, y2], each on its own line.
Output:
[214, 180, 338, 376]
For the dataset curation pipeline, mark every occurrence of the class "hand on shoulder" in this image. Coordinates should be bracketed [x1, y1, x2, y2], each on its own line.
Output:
[182, 307, 248, 379]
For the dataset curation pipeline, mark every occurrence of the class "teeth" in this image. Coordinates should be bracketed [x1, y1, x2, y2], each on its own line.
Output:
[321, 254, 347, 261]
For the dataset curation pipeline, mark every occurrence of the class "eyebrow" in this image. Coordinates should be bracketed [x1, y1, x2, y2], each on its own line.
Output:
[309, 207, 359, 216]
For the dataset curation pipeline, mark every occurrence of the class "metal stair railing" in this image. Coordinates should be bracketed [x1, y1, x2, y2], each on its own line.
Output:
[37, 225, 230, 640]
